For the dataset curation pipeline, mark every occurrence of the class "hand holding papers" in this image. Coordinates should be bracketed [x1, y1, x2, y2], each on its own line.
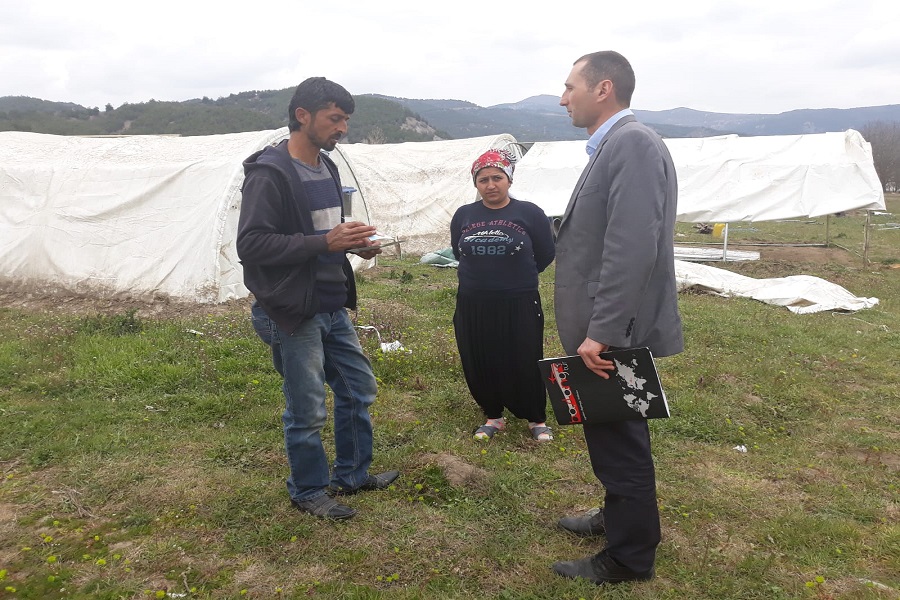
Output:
[538, 347, 670, 425]
[347, 232, 399, 255]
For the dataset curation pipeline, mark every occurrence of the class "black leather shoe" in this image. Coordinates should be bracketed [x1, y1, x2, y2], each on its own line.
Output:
[291, 494, 356, 520]
[329, 470, 400, 495]
[557, 507, 605, 537]
[552, 551, 654, 585]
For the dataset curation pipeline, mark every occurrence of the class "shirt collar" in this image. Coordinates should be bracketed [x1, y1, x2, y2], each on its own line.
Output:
[586, 108, 634, 156]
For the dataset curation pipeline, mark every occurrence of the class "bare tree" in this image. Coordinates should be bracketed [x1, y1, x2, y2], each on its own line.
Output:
[363, 126, 387, 145]
[860, 121, 900, 193]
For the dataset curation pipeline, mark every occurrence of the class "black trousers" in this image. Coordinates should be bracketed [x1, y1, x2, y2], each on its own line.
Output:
[453, 289, 547, 423]
[583, 419, 660, 572]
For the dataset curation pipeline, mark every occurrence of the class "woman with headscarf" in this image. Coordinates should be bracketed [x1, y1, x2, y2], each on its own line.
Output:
[450, 148, 556, 441]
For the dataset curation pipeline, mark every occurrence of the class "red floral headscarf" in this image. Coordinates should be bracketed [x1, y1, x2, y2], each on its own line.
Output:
[471, 148, 515, 183]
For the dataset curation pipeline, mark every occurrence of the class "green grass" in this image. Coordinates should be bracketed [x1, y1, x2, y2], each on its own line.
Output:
[1, 198, 898, 599]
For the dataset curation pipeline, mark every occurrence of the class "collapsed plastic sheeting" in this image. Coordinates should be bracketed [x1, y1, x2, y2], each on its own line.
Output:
[418, 247, 876, 313]
[514, 130, 886, 221]
[336, 134, 521, 254]
[674, 246, 760, 262]
[420, 248, 459, 268]
[674, 260, 879, 314]
[0, 129, 371, 302]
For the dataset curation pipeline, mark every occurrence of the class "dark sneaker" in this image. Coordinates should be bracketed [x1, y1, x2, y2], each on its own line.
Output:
[291, 494, 356, 520]
[329, 470, 400, 496]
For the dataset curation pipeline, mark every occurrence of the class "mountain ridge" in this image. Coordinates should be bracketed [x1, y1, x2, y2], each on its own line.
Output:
[1, 91, 897, 142]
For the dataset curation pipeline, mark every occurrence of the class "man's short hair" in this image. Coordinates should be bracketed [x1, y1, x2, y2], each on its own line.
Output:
[575, 51, 636, 107]
[288, 77, 355, 132]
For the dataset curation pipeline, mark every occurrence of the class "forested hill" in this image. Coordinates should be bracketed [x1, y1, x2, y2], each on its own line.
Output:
[4, 90, 897, 143]
[0, 91, 449, 143]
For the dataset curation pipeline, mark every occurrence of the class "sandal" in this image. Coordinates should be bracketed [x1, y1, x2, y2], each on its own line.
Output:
[474, 418, 505, 440]
[529, 424, 554, 442]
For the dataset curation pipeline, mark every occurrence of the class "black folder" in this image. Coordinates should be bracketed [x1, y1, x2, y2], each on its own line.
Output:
[538, 347, 670, 425]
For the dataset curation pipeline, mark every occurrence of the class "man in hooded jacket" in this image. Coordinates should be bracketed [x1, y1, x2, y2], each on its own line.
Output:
[237, 77, 398, 521]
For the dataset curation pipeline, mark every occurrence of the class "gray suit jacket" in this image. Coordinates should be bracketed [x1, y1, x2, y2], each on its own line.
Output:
[554, 116, 684, 357]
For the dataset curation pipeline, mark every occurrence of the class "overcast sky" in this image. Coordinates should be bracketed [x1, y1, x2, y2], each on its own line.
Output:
[2, 0, 897, 115]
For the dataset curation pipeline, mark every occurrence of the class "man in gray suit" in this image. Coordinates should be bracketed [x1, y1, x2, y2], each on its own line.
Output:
[551, 51, 684, 584]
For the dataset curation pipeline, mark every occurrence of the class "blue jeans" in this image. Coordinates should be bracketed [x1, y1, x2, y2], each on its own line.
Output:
[251, 302, 376, 502]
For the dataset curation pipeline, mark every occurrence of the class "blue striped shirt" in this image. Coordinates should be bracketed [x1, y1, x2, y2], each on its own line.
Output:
[292, 158, 346, 313]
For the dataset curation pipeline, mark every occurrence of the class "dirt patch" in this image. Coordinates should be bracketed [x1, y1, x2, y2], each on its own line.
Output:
[684, 243, 881, 283]
[0, 501, 20, 560]
[421, 452, 488, 488]
[0, 288, 251, 320]
[0, 502, 17, 524]
[823, 576, 900, 599]
[750, 244, 862, 266]
[845, 450, 900, 472]
[0, 244, 866, 318]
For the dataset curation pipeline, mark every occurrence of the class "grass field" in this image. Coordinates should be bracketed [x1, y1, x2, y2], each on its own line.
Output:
[1, 196, 898, 599]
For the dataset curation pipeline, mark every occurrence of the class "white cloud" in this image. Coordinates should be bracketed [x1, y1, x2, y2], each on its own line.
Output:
[1, 0, 897, 114]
